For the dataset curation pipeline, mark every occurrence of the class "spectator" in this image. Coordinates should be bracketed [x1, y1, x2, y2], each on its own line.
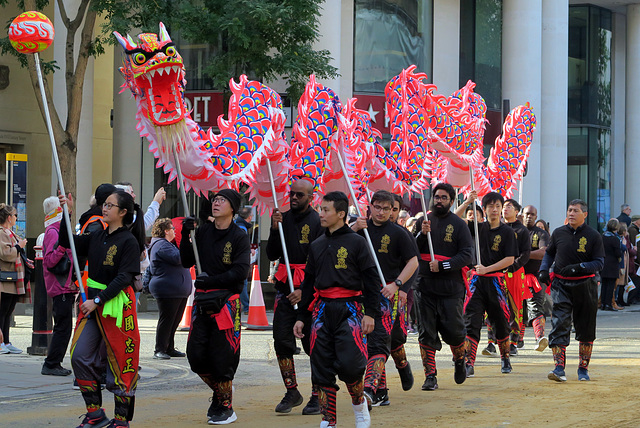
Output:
[115, 182, 166, 231]
[616, 223, 632, 307]
[0, 203, 29, 354]
[601, 218, 623, 311]
[617, 204, 632, 227]
[398, 209, 409, 227]
[41, 196, 77, 375]
[149, 218, 192, 359]
[535, 219, 550, 234]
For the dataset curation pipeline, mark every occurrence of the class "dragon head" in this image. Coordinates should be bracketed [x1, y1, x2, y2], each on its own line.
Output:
[114, 23, 186, 126]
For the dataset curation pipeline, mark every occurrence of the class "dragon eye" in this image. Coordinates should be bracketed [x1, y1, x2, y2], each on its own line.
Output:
[165, 46, 176, 57]
[133, 52, 147, 65]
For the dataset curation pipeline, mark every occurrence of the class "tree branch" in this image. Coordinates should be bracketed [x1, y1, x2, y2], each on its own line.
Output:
[67, 8, 97, 140]
[56, 0, 70, 27]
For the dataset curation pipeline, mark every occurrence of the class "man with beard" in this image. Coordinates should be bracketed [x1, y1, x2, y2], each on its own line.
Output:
[267, 177, 324, 415]
[540, 199, 604, 382]
[464, 192, 518, 377]
[351, 191, 419, 408]
[416, 183, 473, 390]
[294, 191, 379, 428]
[522, 205, 551, 351]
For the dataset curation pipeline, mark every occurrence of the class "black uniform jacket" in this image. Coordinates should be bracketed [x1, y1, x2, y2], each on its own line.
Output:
[298, 224, 381, 320]
[506, 220, 531, 272]
[356, 219, 418, 292]
[266, 207, 324, 294]
[540, 223, 605, 275]
[180, 221, 250, 295]
[468, 221, 519, 269]
[524, 225, 550, 275]
[417, 211, 473, 296]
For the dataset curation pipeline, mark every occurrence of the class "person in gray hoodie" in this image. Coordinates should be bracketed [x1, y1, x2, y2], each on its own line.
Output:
[149, 218, 192, 359]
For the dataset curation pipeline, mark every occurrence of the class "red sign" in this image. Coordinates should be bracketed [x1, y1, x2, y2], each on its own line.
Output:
[353, 93, 389, 135]
[183, 91, 224, 128]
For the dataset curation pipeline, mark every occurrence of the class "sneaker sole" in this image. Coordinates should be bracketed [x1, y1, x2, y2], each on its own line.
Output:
[535, 337, 549, 352]
[363, 391, 373, 411]
[548, 371, 567, 382]
[208, 411, 237, 425]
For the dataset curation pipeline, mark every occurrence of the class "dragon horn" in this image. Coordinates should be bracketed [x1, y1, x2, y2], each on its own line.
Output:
[113, 31, 137, 50]
[159, 22, 171, 42]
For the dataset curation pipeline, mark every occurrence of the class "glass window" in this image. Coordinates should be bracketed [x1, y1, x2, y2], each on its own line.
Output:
[459, 0, 502, 110]
[354, 0, 433, 93]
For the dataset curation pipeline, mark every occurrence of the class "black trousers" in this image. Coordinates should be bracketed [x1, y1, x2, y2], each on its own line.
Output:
[310, 298, 367, 389]
[273, 292, 311, 357]
[44, 293, 75, 368]
[549, 278, 597, 347]
[415, 289, 466, 350]
[600, 277, 617, 308]
[465, 276, 510, 343]
[187, 297, 241, 381]
[527, 281, 548, 321]
[155, 297, 188, 353]
[367, 294, 395, 358]
[0, 292, 19, 343]
[390, 299, 406, 351]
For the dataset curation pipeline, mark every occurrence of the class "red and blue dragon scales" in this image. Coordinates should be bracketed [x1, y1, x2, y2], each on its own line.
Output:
[114, 24, 536, 212]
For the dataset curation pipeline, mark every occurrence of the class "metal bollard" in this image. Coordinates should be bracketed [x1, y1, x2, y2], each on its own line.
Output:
[27, 246, 52, 355]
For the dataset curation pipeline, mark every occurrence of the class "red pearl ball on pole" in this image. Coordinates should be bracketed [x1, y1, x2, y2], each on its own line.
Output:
[8, 11, 55, 54]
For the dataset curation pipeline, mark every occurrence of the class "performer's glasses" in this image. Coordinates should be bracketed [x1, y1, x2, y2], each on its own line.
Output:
[102, 203, 120, 210]
[212, 197, 228, 205]
[289, 191, 307, 199]
[433, 196, 450, 201]
[371, 205, 392, 212]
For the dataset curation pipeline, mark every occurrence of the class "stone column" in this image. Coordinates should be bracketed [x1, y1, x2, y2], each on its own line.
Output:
[626, 5, 640, 213]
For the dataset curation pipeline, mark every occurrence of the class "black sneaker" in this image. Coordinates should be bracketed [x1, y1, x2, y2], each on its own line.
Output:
[397, 363, 414, 391]
[208, 406, 237, 425]
[373, 388, 390, 406]
[454, 358, 466, 385]
[466, 364, 475, 378]
[207, 395, 220, 418]
[167, 349, 186, 357]
[302, 395, 321, 415]
[509, 344, 518, 356]
[421, 375, 438, 391]
[501, 358, 512, 374]
[153, 351, 171, 360]
[517, 339, 524, 348]
[363, 387, 374, 410]
[42, 365, 72, 376]
[275, 388, 303, 413]
[481, 343, 498, 357]
[105, 420, 129, 428]
[76, 409, 109, 428]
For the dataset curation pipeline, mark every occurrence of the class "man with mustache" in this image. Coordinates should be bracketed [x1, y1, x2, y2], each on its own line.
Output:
[416, 183, 474, 390]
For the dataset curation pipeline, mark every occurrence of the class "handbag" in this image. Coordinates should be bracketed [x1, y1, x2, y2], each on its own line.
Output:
[18, 248, 34, 284]
[0, 270, 18, 281]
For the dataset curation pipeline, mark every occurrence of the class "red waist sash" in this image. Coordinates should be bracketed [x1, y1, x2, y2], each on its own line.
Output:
[275, 263, 306, 287]
[309, 287, 362, 311]
[420, 254, 451, 262]
[550, 272, 595, 282]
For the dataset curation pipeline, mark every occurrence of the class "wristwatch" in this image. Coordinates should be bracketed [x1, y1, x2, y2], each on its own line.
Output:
[93, 296, 102, 306]
[394, 279, 403, 288]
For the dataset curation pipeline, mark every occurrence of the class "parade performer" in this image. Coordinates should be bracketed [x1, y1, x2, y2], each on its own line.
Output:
[539, 199, 604, 382]
[351, 190, 418, 407]
[266, 177, 324, 415]
[464, 192, 518, 377]
[180, 189, 250, 424]
[416, 183, 474, 390]
[500, 198, 530, 355]
[58, 191, 145, 428]
[294, 191, 380, 428]
[522, 205, 550, 351]
[389, 193, 420, 391]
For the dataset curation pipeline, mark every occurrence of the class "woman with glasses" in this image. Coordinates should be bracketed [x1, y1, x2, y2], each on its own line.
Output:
[0, 203, 29, 354]
[58, 190, 145, 428]
[148, 218, 191, 359]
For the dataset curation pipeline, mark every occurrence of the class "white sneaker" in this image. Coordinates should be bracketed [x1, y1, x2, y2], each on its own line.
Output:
[0, 343, 9, 354]
[319, 421, 335, 428]
[535, 337, 548, 352]
[5, 343, 22, 354]
[353, 401, 371, 428]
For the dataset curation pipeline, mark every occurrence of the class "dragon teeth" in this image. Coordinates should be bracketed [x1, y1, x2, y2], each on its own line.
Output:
[149, 69, 156, 78]
[172, 66, 179, 74]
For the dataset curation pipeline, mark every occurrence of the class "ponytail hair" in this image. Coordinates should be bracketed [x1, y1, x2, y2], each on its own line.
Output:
[112, 190, 146, 253]
[0, 203, 15, 224]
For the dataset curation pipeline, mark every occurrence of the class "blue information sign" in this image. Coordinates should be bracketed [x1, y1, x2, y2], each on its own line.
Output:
[6, 153, 27, 237]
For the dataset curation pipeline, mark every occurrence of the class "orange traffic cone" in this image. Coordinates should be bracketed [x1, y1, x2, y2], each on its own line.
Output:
[178, 267, 196, 331]
[246, 265, 271, 330]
